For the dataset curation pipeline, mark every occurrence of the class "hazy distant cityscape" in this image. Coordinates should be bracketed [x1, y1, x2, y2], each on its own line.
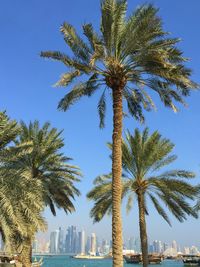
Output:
[25, 226, 200, 256]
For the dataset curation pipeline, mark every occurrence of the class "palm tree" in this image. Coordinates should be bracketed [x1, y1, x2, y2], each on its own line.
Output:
[41, 1, 197, 265]
[87, 128, 198, 267]
[0, 170, 46, 267]
[8, 120, 81, 265]
[0, 112, 46, 267]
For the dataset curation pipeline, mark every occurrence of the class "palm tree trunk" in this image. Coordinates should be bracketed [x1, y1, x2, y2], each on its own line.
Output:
[112, 86, 123, 267]
[138, 192, 148, 267]
[20, 236, 32, 267]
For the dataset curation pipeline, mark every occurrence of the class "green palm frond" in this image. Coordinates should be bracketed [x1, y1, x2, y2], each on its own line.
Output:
[0, 112, 19, 151]
[60, 22, 91, 63]
[88, 128, 198, 224]
[148, 193, 171, 226]
[16, 120, 81, 215]
[54, 70, 81, 87]
[126, 194, 134, 214]
[0, 116, 81, 251]
[41, 1, 198, 126]
[58, 77, 100, 111]
[100, 0, 115, 56]
[98, 90, 106, 128]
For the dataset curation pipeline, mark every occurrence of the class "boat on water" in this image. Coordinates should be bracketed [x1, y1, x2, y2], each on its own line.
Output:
[72, 254, 106, 260]
[124, 254, 163, 264]
[182, 255, 200, 266]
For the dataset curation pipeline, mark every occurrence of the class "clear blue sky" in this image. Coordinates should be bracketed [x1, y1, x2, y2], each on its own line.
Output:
[0, 0, 200, 247]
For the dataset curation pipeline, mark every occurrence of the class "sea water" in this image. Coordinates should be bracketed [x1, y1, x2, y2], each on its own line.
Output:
[36, 255, 183, 267]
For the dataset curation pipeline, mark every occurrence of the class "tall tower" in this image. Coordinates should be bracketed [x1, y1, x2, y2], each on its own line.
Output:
[90, 233, 96, 256]
[78, 230, 86, 255]
[65, 226, 78, 253]
[58, 227, 64, 253]
[50, 230, 59, 254]
[86, 236, 91, 254]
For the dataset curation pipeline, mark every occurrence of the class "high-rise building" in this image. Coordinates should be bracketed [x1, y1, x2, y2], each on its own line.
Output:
[65, 225, 78, 253]
[50, 230, 59, 254]
[101, 239, 110, 255]
[152, 240, 162, 253]
[172, 240, 178, 253]
[90, 233, 96, 256]
[163, 243, 169, 252]
[58, 227, 64, 253]
[149, 243, 154, 254]
[86, 236, 91, 254]
[78, 230, 85, 255]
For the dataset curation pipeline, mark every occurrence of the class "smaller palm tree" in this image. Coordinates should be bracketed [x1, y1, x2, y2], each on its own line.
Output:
[6, 120, 81, 266]
[87, 128, 198, 267]
[0, 112, 46, 267]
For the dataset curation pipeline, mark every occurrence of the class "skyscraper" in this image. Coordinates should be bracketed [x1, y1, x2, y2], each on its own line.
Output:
[65, 225, 78, 253]
[78, 230, 86, 255]
[163, 242, 169, 252]
[49, 230, 59, 254]
[58, 227, 64, 253]
[102, 239, 110, 255]
[90, 233, 96, 256]
[86, 236, 91, 255]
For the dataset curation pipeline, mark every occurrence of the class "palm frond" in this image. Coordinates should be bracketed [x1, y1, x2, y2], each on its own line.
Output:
[60, 22, 91, 63]
[98, 90, 106, 128]
[54, 70, 80, 87]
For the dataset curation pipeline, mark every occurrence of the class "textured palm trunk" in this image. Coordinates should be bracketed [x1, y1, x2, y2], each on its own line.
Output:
[112, 86, 123, 267]
[20, 236, 32, 267]
[138, 192, 148, 267]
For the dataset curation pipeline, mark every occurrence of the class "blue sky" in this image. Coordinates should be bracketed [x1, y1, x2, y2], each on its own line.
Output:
[0, 0, 200, 247]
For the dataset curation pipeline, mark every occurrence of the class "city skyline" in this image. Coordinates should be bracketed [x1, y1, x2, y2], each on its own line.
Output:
[33, 225, 200, 257]
[1, 0, 200, 248]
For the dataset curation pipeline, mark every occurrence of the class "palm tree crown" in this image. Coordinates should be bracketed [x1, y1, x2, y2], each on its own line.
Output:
[0, 112, 46, 252]
[41, 0, 197, 126]
[88, 128, 198, 223]
[13, 120, 81, 215]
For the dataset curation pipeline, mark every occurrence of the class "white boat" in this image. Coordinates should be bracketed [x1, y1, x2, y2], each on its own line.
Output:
[73, 254, 105, 260]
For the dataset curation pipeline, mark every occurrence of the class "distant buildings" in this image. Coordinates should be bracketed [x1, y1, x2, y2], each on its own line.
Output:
[33, 228, 200, 256]
[47, 226, 112, 256]
[124, 237, 141, 253]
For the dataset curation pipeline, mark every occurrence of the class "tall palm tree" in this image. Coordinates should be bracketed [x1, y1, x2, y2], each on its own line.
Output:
[0, 112, 46, 267]
[41, 1, 197, 265]
[7, 120, 81, 265]
[87, 128, 198, 267]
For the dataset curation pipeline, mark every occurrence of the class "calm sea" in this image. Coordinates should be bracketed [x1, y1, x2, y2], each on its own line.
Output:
[34, 255, 183, 267]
